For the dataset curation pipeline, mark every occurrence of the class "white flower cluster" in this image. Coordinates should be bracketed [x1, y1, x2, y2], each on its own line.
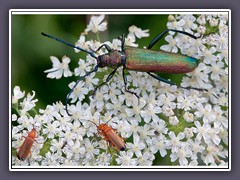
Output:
[12, 14, 228, 167]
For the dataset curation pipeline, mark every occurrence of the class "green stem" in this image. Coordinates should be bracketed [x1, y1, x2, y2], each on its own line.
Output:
[96, 32, 100, 42]
[31, 108, 38, 115]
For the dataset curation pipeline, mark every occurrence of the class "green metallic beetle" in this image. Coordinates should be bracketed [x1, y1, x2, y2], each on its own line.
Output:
[41, 29, 206, 115]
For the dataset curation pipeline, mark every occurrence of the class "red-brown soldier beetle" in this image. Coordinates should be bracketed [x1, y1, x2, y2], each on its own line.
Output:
[89, 118, 126, 151]
[17, 128, 37, 161]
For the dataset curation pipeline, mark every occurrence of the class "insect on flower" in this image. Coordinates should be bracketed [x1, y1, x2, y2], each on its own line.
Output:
[17, 128, 37, 161]
[61, 141, 68, 149]
[89, 118, 126, 151]
[154, 130, 160, 136]
[41, 29, 207, 115]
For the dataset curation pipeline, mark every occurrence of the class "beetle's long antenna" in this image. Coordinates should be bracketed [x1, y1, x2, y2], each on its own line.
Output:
[148, 29, 199, 49]
[65, 65, 99, 116]
[41, 32, 97, 59]
[41, 32, 99, 116]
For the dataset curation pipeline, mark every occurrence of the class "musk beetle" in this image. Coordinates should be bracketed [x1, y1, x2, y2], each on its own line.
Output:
[41, 29, 207, 115]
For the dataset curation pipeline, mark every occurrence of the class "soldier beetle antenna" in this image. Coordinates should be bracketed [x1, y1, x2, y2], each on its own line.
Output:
[88, 120, 98, 128]
[104, 117, 114, 125]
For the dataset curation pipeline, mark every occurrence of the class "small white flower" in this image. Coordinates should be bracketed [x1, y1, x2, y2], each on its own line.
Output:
[169, 116, 179, 126]
[138, 124, 154, 143]
[184, 128, 194, 139]
[84, 139, 99, 159]
[127, 119, 141, 136]
[189, 159, 198, 166]
[41, 152, 61, 166]
[208, 128, 221, 145]
[72, 120, 86, 141]
[182, 63, 210, 88]
[68, 81, 89, 103]
[178, 15, 197, 32]
[199, 46, 217, 64]
[170, 143, 192, 165]
[202, 143, 221, 165]
[126, 134, 145, 157]
[157, 93, 176, 109]
[194, 104, 216, 123]
[213, 105, 228, 129]
[160, 35, 178, 53]
[106, 97, 123, 116]
[128, 71, 146, 87]
[65, 140, 86, 161]
[167, 19, 182, 30]
[141, 103, 161, 123]
[42, 121, 61, 139]
[166, 131, 185, 153]
[116, 151, 138, 166]
[213, 30, 228, 50]
[74, 59, 92, 76]
[110, 119, 130, 138]
[197, 15, 207, 25]
[150, 135, 168, 157]
[50, 138, 67, 155]
[188, 139, 205, 160]
[20, 91, 38, 115]
[124, 33, 138, 47]
[183, 112, 194, 122]
[12, 126, 22, 141]
[89, 89, 105, 111]
[150, 119, 168, 135]
[136, 152, 154, 166]
[44, 56, 72, 79]
[74, 34, 89, 53]
[125, 97, 146, 122]
[128, 25, 149, 39]
[96, 152, 111, 166]
[17, 115, 34, 130]
[12, 86, 25, 103]
[209, 17, 219, 27]
[193, 121, 211, 143]
[84, 72, 99, 91]
[208, 60, 226, 81]
[162, 106, 175, 117]
[177, 94, 195, 111]
[85, 14, 107, 33]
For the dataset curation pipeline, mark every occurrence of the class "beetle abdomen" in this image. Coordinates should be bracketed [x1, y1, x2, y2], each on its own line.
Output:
[124, 47, 198, 73]
[17, 138, 34, 161]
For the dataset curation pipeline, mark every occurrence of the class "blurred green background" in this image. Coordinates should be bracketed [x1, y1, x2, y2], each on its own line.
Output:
[12, 14, 172, 109]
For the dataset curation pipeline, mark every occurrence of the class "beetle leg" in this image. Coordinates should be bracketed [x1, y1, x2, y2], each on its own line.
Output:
[118, 34, 125, 52]
[19, 136, 27, 141]
[91, 67, 119, 97]
[147, 29, 199, 49]
[65, 65, 99, 116]
[92, 44, 112, 53]
[122, 68, 140, 98]
[147, 72, 208, 92]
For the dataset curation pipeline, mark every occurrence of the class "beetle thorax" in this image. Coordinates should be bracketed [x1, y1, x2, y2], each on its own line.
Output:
[28, 128, 37, 138]
[97, 50, 122, 68]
